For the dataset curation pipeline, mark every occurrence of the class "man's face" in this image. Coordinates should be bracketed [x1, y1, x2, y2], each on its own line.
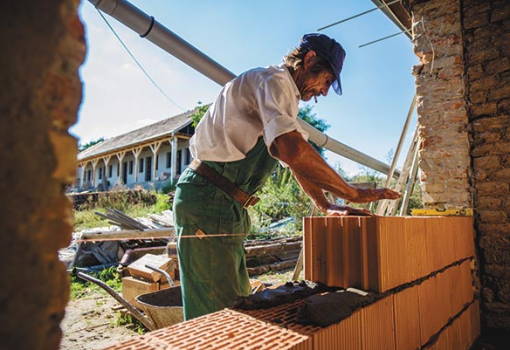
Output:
[298, 68, 336, 102]
[295, 53, 335, 101]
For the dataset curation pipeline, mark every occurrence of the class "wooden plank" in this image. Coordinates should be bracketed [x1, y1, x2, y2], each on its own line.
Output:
[80, 228, 175, 241]
[127, 253, 175, 282]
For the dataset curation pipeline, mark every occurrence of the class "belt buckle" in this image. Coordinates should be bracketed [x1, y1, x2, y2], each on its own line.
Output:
[243, 195, 260, 209]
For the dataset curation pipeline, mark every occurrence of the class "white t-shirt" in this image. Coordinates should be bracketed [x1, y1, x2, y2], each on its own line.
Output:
[189, 64, 309, 162]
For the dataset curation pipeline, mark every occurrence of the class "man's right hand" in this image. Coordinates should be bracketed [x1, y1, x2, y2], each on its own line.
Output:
[325, 205, 374, 217]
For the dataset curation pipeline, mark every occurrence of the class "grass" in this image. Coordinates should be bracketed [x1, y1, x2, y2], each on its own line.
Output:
[70, 266, 122, 300]
[252, 268, 303, 285]
[73, 191, 172, 232]
[114, 312, 146, 335]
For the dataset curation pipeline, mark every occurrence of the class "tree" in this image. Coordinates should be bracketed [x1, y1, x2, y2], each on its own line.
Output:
[190, 101, 210, 127]
[78, 137, 104, 152]
[298, 105, 330, 157]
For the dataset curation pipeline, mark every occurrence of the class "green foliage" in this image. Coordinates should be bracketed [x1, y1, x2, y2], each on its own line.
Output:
[69, 266, 122, 300]
[73, 190, 172, 232]
[161, 181, 176, 194]
[298, 105, 330, 157]
[190, 101, 210, 127]
[153, 192, 173, 212]
[338, 170, 425, 215]
[74, 210, 110, 231]
[248, 165, 312, 237]
[114, 312, 146, 334]
[78, 137, 105, 152]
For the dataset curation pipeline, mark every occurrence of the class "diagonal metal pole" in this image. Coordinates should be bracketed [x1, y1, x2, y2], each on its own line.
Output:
[318, 0, 400, 31]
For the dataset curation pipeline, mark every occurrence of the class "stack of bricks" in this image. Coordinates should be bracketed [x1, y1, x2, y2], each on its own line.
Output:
[303, 216, 480, 349]
[101, 216, 479, 350]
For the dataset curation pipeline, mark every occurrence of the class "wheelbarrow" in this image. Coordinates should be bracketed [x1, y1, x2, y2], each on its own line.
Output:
[135, 264, 184, 329]
[73, 264, 183, 331]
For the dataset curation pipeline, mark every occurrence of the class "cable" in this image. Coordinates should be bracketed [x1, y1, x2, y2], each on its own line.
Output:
[97, 9, 186, 112]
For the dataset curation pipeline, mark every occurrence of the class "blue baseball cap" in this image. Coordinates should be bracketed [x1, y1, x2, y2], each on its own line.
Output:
[299, 33, 346, 95]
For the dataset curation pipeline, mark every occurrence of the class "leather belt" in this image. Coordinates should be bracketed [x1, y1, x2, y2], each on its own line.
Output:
[189, 159, 260, 209]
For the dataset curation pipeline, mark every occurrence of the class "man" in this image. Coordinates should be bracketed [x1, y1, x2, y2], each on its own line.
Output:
[173, 33, 400, 320]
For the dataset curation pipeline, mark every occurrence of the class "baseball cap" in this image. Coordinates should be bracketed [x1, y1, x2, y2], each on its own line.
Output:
[299, 33, 346, 95]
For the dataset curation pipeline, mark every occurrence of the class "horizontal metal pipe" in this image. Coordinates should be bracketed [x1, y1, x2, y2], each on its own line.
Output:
[89, 0, 399, 177]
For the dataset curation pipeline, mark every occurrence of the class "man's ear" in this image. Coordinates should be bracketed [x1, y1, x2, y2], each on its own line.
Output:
[304, 50, 317, 69]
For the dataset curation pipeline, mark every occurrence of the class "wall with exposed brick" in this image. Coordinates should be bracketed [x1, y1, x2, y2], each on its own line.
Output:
[463, 0, 510, 331]
[411, 0, 473, 210]
[0, 1, 85, 349]
[410, 0, 510, 332]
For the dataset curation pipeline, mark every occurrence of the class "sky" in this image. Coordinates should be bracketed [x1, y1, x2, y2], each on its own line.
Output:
[72, 0, 418, 176]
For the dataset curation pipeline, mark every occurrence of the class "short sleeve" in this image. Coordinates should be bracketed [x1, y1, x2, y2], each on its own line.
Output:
[255, 73, 309, 147]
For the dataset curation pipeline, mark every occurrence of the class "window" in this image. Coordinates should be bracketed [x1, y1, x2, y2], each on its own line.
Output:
[186, 148, 192, 164]
[98, 167, 103, 180]
[156, 156, 159, 171]
[166, 152, 171, 168]
[87, 170, 91, 181]
[176, 150, 182, 174]
[139, 158, 144, 173]
[129, 160, 133, 175]
[108, 165, 113, 178]
[117, 163, 120, 176]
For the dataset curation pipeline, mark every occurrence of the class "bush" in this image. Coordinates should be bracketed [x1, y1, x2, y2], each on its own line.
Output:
[73, 190, 173, 232]
[74, 190, 157, 211]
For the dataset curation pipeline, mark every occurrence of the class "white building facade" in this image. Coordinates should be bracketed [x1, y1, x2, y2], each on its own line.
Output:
[75, 110, 196, 191]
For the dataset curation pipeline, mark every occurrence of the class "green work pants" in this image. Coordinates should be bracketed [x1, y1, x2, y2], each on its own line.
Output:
[173, 138, 277, 320]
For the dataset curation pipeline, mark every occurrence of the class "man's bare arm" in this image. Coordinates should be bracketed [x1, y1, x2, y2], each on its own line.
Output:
[292, 169, 374, 216]
[270, 131, 401, 203]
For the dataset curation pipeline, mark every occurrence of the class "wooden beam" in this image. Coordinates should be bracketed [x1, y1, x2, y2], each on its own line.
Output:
[80, 228, 175, 241]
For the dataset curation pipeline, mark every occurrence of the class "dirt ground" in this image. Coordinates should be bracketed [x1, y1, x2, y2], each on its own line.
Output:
[60, 269, 297, 350]
[60, 290, 139, 350]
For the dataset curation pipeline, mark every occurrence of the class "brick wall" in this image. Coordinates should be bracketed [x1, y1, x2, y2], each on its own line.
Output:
[463, 0, 510, 330]
[0, 1, 85, 349]
[411, 0, 473, 210]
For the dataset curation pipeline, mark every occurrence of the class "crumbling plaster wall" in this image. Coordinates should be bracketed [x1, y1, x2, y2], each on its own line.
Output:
[0, 1, 85, 349]
[410, 0, 510, 332]
[411, 0, 472, 210]
[462, 0, 510, 331]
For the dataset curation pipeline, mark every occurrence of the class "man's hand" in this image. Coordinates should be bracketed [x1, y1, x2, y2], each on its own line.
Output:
[325, 204, 374, 217]
[355, 188, 401, 203]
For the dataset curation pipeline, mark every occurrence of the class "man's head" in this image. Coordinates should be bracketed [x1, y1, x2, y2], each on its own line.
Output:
[285, 33, 346, 102]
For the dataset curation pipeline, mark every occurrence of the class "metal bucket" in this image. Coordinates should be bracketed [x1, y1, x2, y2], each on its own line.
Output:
[135, 286, 184, 329]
